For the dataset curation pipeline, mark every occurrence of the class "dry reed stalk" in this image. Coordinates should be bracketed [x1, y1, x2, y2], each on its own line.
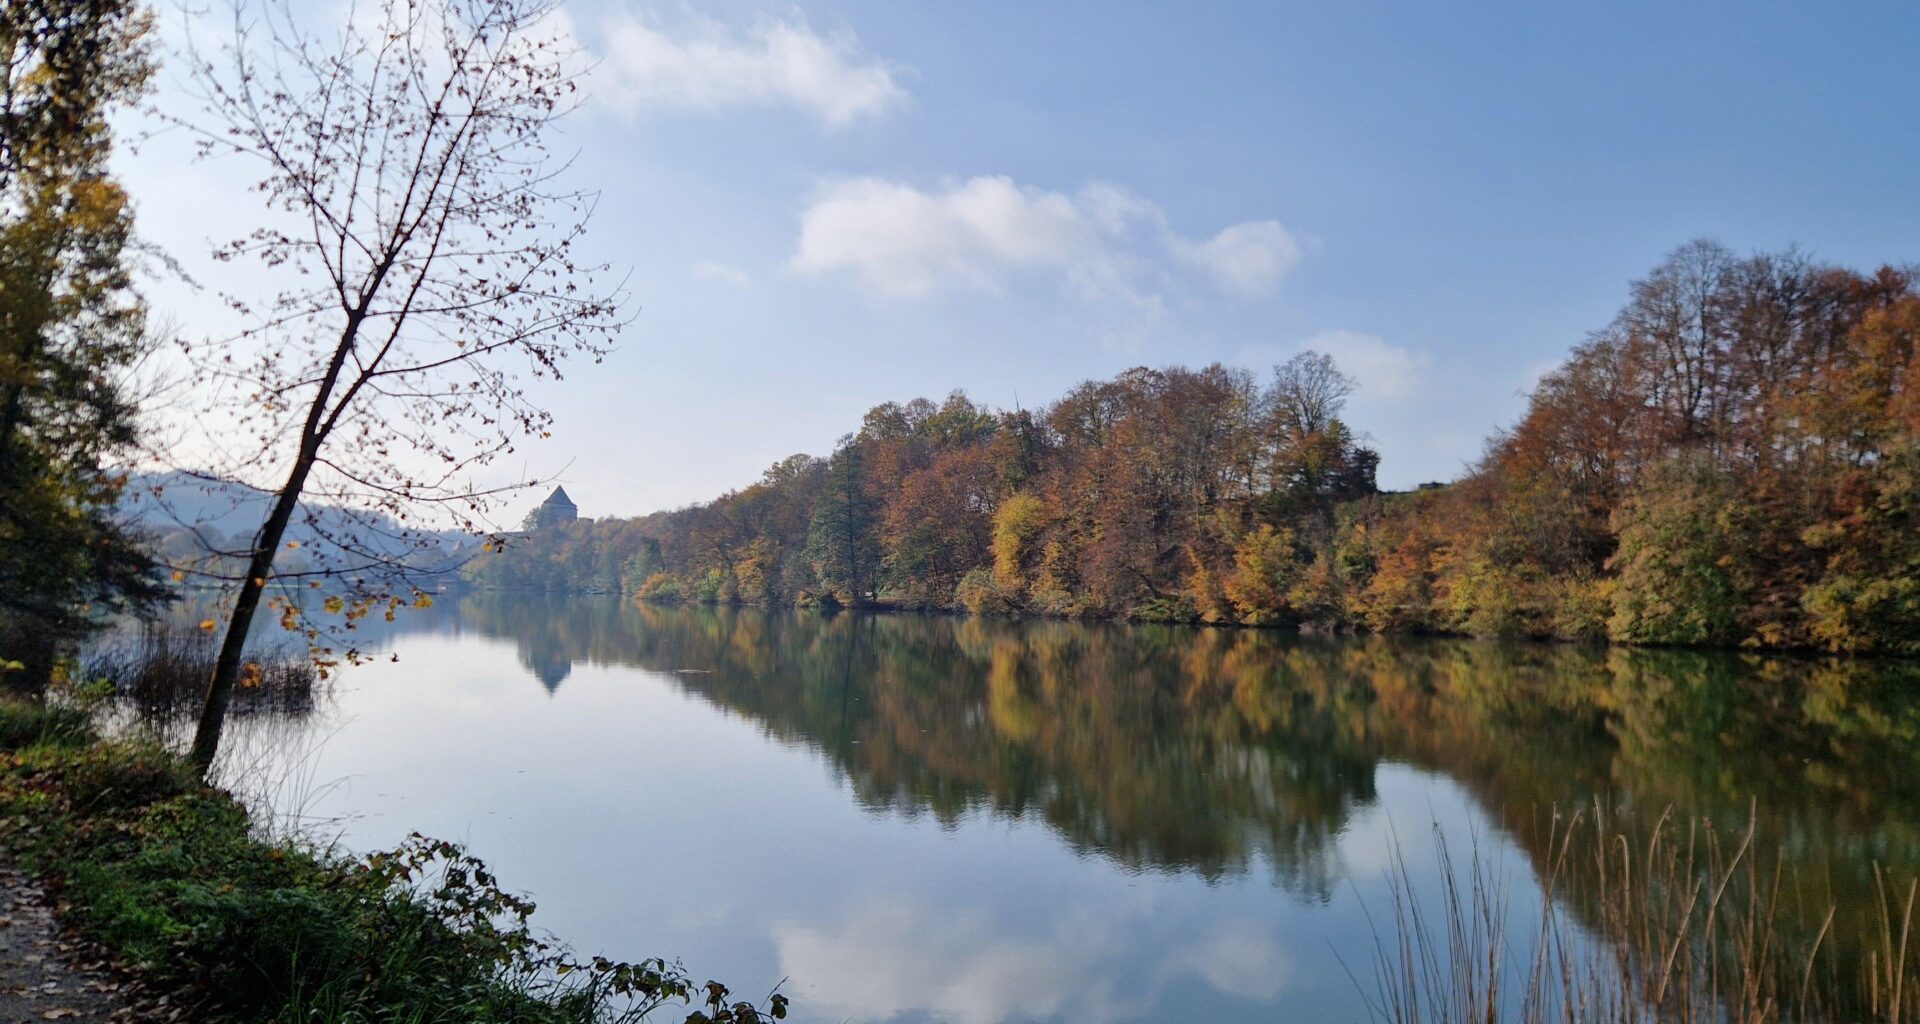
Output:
[1361, 804, 1917, 1024]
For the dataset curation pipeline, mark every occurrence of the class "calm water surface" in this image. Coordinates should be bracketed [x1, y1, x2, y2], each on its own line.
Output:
[182, 595, 1920, 1024]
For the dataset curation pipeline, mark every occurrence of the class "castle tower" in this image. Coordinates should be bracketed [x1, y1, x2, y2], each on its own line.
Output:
[533, 485, 578, 528]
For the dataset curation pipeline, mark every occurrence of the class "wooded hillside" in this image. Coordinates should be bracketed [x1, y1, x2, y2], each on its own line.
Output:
[471, 241, 1920, 653]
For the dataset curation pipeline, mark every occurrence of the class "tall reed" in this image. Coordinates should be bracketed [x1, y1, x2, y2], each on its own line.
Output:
[1364, 802, 1918, 1023]
[82, 623, 321, 719]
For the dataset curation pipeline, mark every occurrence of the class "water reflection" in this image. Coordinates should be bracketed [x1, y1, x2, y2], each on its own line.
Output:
[142, 594, 1920, 1022]
[446, 601, 1920, 861]
[770, 899, 1294, 1024]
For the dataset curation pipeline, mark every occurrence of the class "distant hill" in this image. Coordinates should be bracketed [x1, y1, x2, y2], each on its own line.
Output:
[118, 470, 479, 579]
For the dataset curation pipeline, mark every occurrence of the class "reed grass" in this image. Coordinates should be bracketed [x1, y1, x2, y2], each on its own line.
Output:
[81, 622, 321, 719]
[1363, 803, 1919, 1024]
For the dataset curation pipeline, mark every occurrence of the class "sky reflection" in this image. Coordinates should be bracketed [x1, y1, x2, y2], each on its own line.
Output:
[179, 597, 1920, 1024]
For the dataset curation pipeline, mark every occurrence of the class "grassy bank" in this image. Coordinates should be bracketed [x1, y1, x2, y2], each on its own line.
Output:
[0, 699, 784, 1024]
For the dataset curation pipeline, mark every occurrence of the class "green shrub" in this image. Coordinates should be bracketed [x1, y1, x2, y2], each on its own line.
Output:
[1443, 555, 1537, 639]
[956, 568, 1019, 615]
[1608, 457, 1756, 646]
[688, 567, 737, 605]
[637, 571, 686, 604]
[1548, 575, 1612, 641]
[1130, 593, 1198, 623]
[1225, 525, 1302, 625]
[1801, 442, 1920, 654]
[43, 744, 195, 815]
[0, 700, 94, 751]
[0, 736, 785, 1024]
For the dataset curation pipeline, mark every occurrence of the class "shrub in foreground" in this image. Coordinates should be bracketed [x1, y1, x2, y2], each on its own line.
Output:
[0, 700, 785, 1024]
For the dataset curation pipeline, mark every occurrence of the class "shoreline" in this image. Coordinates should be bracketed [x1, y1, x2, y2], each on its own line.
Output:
[0, 700, 771, 1024]
[453, 588, 1920, 662]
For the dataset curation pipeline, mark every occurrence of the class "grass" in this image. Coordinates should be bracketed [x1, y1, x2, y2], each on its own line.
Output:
[0, 698, 786, 1024]
[0, 699, 92, 749]
[1362, 804, 1920, 1023]
[81, 623, 322, 720]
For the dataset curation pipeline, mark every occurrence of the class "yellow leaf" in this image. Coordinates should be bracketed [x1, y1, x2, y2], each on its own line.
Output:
[198, 619, 217, 631]
[323, 596, 345, 615]
[286, 540, 302, 549]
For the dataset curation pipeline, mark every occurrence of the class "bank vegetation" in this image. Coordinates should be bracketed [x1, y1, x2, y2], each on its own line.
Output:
[477, 242, 1920, 654]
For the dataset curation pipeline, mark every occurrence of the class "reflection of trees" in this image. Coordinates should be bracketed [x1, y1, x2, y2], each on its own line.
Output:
[435, 599, 1920, 898]
[431, 596, 1920, 993]
[438, 599, 1393, 892]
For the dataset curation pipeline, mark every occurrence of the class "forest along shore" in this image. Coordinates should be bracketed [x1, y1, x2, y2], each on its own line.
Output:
[470, 243, 1920, 658]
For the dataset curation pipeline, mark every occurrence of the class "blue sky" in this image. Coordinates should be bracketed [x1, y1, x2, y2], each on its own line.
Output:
[127, 0, 1920, 519]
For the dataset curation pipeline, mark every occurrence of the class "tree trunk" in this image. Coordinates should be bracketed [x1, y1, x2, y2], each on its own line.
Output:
[0, 379, 26, 480]
[188, 454, 316, 774]
[189, 297, 370, 777]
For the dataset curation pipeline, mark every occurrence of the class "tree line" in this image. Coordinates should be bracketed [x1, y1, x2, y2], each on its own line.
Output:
[476, 241, 1920, 654]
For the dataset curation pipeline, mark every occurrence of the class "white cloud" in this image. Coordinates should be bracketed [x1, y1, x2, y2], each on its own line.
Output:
[1172, 220, 1301, 295]
[768, 897, 1304, 1024]
[791, 176, 1107, 297]
[790, 175, 1298, 310]
[1167, 920, 1292, 1002]
[592, 12, 906, 128]
[771, 901, 1124, 1024]
[691, 261, 751, 287]
[1298, 329, 1431, 401]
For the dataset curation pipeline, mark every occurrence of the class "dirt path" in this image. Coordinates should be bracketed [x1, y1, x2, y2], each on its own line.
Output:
[0, 864, 133, 1024]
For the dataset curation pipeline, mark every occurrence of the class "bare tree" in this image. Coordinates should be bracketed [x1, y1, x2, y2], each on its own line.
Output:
[1267, 351, 1355, 440]
[171, 0, 619, 774]
[1616, 238, 1736, 452]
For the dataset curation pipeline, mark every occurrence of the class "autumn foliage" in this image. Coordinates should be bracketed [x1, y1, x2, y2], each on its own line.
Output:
[475, 241, 1920, 654]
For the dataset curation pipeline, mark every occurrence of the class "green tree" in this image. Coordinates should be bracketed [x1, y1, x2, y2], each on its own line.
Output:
[804, 438, 876, 605]
[1260, 355, 1379, 529]
[1607, 458, 1756, 645]
[0, 0, 162, 687]
[1224, 525, 1301, 624]
[1800, 442, 1920, 654]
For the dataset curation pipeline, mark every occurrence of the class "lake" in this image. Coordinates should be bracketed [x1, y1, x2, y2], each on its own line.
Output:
[167, 594, 1920, 1024]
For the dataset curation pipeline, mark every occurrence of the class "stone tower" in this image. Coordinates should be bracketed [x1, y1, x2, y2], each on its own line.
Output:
[532, 485, 578, 529]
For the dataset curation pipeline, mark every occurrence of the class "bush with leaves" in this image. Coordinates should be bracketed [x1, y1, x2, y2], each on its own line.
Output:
[0, 701, 787, 1024]
[1607, 458, 1757, 646]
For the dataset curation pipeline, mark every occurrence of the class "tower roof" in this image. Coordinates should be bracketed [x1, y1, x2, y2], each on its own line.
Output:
[543, 485, 576, 509]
